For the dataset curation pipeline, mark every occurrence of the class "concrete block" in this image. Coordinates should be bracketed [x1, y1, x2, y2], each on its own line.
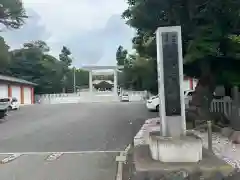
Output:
[144, 126, 161, 144]
[145, 117, 160, 124]
[221, 127, 234, 138]
[230, 131, 240, 144]
[134, 145, 233, 179]
[115, 155, 126, 162]
[149, 135, 202, 162]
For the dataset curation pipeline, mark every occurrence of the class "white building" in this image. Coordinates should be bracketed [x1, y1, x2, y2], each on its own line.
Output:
[183, 76, 197, 91]
[0, 74, 36, 105]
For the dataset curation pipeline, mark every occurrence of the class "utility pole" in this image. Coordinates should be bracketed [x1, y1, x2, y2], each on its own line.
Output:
[73, 67, 76, 93]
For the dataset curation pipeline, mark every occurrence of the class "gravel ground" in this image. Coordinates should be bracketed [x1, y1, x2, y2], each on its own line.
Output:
[192, 130, 240, 169]
[134, 118, 240, 170]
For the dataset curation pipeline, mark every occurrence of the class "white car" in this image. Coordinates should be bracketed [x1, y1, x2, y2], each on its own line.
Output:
[146, 95, 160, 111]
[146, 90, 195, 111]
[0, 97, 20, 110]
[121, 93, 130, 102]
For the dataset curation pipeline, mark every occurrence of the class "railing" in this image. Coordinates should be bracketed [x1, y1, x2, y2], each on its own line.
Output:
[210, 98, 233, 119]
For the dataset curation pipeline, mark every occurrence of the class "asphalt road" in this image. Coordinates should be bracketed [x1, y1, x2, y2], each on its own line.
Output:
[0, 102, 157, 180]
[0, 102, 156, 153]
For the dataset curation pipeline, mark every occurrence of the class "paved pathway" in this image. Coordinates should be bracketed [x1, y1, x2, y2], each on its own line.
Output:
[0, 102, 156, 180]
[0, 152, 118, 180]
[0, 102, 155, 152]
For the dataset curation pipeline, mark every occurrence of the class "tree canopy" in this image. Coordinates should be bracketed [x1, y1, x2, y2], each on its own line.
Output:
[0, 39, 89, 94]
[116, 45, 128, 66]
[0, 0, 27, 29]
[0, 36, 10, 70]
[122, 0, 240, 85]
[121, 0, 240, 120]
[116, 47, 157, 93]
[59, 46, 72, 67]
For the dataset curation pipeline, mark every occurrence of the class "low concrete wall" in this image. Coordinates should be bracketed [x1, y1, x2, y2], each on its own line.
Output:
[35, 92, 119, 104]
[121, 90, 148, 102]
[36, 90, 148, 104]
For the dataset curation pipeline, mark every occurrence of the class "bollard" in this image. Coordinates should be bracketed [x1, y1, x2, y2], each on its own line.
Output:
[129, 120, 134, 146]
[207, 121, 213, 152]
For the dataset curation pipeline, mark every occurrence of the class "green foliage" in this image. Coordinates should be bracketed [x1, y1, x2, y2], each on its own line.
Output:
[117, 51, 158, 93]
[23, 40, 50, 53]
[0, 0, 27, 29]
[7, 44, 62, 93]
[59, 46, 72, 67]
[64, 68, 89, 92]
[122, 0, 240, 86]
[116, 45, 128, 66]
[0, 36, 10, 71]
[0, 40, 89, 94]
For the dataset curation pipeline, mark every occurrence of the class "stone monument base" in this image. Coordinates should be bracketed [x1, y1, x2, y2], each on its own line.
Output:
[133, 144, 233, 180]
[149, 132, 202, 162]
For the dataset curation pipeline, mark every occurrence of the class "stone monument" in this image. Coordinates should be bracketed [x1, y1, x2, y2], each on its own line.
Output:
[149, 26, 202, 162]
[132, 26, 233, 180]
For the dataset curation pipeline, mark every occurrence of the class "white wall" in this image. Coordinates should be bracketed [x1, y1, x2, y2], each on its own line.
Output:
[183, 80, 191, 91]
[24, 87, 31, 104]
[182, 79, 198, 91]
[11, 86, 21, 102]
[0, 84, 8, 98]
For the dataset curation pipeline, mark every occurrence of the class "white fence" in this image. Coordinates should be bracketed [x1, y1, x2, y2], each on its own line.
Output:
[35, 91, 147, 104]
[210, 98, 233, 119]
[35, 93, 81, 104]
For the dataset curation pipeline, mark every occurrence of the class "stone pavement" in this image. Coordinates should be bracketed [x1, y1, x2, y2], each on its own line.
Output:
[0, 152, 118, 180]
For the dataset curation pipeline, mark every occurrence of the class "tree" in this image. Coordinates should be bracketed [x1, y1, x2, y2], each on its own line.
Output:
[117, 52, 157, 93]
[0, 36, 10, 72]
[59, 46, 73, 92]
[0, 39, 90, 94]
[116, 45, 128, 66]
[23, 40, 50, 53]
[64, 68, 89, 93]
[59, 46, 72, 67]
[0, 0, 27, 29]
[122, 0, 240, 120]
[8, 41, 65, 94]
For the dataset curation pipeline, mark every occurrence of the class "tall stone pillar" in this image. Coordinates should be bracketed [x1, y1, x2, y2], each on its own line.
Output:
[113, 69, 118, 95]
[148, 26, 202, 163]
[156, 26, 186, 137]
[89, 70, 93, 93]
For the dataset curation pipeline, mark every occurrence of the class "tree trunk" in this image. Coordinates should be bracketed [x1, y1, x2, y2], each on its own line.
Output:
[187, 61, 216, 122]
[231, 86, 240, 130]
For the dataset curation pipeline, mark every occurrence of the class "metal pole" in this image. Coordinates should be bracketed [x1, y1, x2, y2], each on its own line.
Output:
[207, 121, 212, 152]
[73, 67, 76, 93]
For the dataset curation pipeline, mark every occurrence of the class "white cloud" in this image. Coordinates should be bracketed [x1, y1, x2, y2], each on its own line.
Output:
[22, 0, 128, 40]
[2, 0, 134, 67]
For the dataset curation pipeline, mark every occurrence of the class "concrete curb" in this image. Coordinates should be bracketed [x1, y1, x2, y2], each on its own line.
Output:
[115, 144, 132, 180]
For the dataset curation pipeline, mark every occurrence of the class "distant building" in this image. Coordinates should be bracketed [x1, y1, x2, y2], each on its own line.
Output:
[183, 76, 197, 91]
[92, 80, 114, 91]
[0, 74, 36, 105]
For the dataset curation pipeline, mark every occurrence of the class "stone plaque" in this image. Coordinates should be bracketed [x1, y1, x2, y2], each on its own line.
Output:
[162, 32, 181, 116]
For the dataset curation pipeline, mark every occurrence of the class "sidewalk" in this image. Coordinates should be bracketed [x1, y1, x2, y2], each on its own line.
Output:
[0, 152, 119, 180]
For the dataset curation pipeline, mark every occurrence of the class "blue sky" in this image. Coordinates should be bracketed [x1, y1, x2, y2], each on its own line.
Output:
[1, 0, 134, 67]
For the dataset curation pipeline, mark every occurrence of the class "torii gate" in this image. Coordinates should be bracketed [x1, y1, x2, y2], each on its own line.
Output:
[82, 65, 123, 95]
